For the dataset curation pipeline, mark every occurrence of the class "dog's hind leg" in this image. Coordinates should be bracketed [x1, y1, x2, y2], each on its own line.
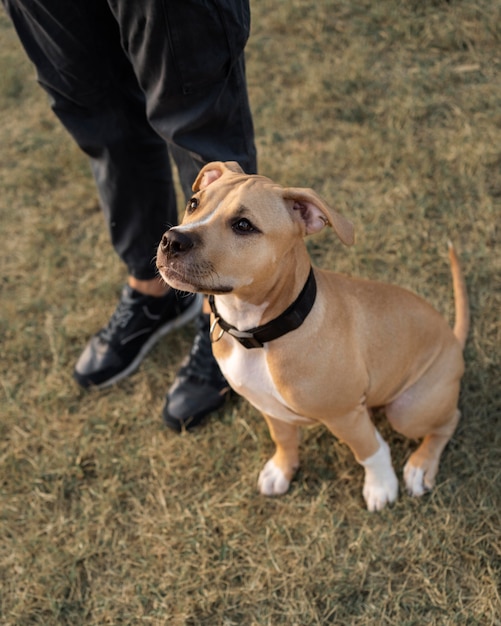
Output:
[258, 414, 300, 496]
[403, 409, 460, 496]
[386, 373, 461, 497]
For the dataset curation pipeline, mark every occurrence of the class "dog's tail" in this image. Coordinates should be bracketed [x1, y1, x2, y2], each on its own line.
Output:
[448, 241, 470, 350]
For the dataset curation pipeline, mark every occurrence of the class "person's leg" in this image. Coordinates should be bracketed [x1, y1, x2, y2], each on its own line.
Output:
[107, 0, 257, 429]
[3, 0, 201, 388]
[3, 0, 178, 280]
[106, 0, 257, 179]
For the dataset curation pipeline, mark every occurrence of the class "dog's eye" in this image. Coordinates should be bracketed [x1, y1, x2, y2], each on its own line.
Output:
[187, 197, 199, 214]
[232, 218, 257, 234]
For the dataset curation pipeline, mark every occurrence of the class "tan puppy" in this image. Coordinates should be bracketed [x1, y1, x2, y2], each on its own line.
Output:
[156, 161, 469, 511]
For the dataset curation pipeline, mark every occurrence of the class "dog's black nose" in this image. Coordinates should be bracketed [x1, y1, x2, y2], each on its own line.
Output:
[160, 229, 194, 257]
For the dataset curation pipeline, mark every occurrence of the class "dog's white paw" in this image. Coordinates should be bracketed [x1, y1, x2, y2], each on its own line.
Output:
[360, 432, 399, 511]
[404, 462, 430, 497]
[258, 459, 291, 496]
[363, 470, 399, 512]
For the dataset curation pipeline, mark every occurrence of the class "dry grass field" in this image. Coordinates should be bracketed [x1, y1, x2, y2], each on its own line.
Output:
[1, 1, 500, 624]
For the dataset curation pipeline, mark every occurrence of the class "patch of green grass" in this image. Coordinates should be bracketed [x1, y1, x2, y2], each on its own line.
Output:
[1, 1, 500, 624]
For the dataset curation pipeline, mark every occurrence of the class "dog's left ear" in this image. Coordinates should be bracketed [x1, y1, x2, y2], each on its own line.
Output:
[283, 187, 355, 245]
[193, 161, 244, 191]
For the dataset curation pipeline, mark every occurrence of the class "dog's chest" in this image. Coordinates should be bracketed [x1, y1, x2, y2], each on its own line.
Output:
[217, 343, 312, 425]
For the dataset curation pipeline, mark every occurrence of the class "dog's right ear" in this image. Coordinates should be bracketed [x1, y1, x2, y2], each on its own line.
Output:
[193, 161, 244, 191]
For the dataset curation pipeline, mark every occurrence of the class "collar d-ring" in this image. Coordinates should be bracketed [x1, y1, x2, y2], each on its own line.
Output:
[209, 316, 225, 343]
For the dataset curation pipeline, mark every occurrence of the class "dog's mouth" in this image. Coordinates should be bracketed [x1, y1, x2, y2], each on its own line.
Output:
[157, 260, 233, 295]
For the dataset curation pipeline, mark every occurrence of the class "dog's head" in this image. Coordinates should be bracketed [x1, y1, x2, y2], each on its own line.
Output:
[156, 161, 354, 295]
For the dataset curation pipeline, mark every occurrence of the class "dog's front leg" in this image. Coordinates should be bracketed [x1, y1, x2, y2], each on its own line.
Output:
[323, 405, 399, 511]
[258, 414, 300, 496]
[359, 430, 399, 511]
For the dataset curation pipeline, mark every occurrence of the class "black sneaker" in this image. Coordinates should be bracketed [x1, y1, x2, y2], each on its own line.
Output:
[163, 313, 230, 432]
[74, 286, 202, 389]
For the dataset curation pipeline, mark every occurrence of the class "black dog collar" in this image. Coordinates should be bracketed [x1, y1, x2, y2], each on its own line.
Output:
[208, 268, 317, 349]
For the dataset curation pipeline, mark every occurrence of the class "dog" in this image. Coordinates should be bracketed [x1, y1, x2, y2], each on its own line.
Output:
[156, 161, 469, 511]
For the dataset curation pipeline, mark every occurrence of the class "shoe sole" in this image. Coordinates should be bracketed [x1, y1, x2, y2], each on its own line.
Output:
[85, 293, 203, 390]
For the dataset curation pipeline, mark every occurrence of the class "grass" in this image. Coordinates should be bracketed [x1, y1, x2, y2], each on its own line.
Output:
[1, 0, 500, 624]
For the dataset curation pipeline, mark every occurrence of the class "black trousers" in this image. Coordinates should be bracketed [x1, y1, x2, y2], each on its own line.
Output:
[3, 0, 257, 279]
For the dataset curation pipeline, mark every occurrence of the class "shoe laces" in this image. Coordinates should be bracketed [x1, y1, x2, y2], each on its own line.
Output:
[99, 293, 136, 344]
[181, 315, 222, 383]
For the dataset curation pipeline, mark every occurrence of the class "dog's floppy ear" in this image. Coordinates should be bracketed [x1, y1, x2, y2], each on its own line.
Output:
[283, 187, 355, 245]
[193, 161, 244, 191]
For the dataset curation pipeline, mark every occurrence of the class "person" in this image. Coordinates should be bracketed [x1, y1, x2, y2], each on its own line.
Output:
[2, 0, 257, 431]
